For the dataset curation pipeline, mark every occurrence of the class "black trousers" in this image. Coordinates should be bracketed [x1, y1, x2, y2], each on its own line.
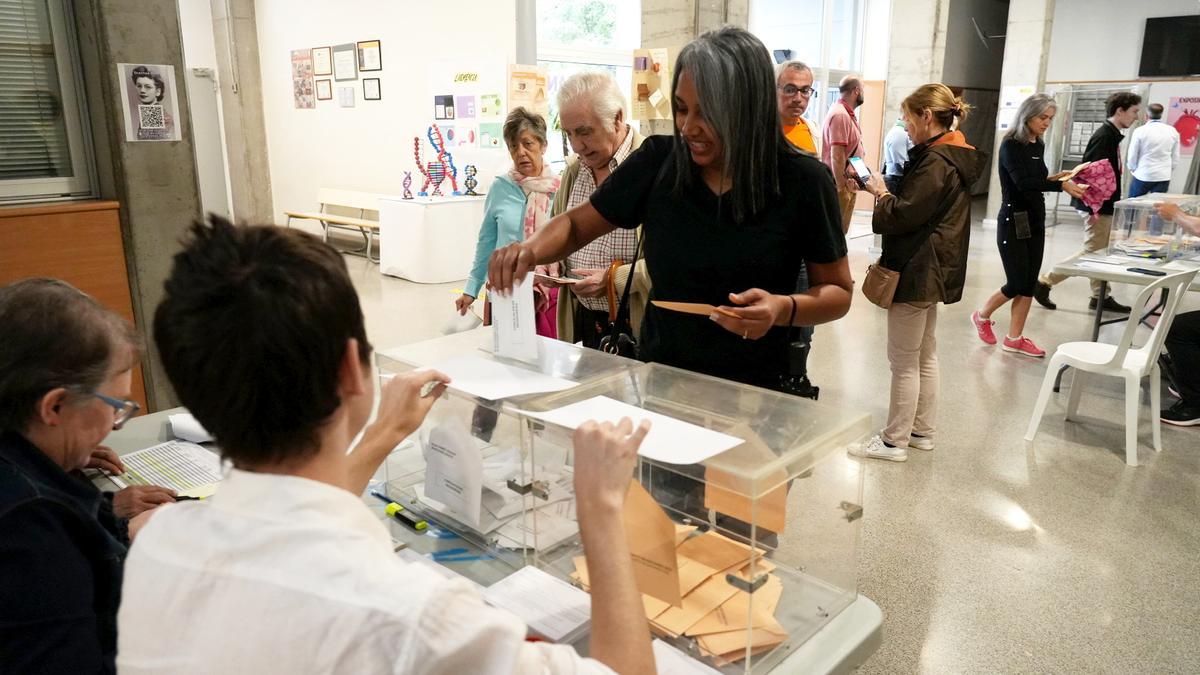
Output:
[997, 209, 1044, 298]
[1166, 310, 1200, 406]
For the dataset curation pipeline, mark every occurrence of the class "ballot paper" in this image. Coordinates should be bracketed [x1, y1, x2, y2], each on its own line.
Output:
[112, 440, 223, 497]
[651, 301, 739, 319]
[624, 480, 683, 606]
[522, 396, 745, 465]
[423, 354, 578, 401]
[424, 419, 483, 527]
[484, 566, 591, 643]
[652, 639, 724, 675]
[168, 413, 214, 443]
[492, 275, 538, 362]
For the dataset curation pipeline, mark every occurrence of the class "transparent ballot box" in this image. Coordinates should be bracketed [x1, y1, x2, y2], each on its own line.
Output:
[1109, 193, 1200, 260]
[520, 363, 872, 673]
[376, 329, 641, 573]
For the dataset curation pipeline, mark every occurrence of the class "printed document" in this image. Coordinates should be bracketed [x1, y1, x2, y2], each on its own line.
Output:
[483, 566, 591, 643]
[111, 440, 223, 497]
[423, 419, 483, 527]
[492, 275, 538, 362]
[423, 354, 577, 401]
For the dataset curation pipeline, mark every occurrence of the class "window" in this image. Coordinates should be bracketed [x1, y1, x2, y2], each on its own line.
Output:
[536, 0, 640, 163]
[0, 0, 95, 202]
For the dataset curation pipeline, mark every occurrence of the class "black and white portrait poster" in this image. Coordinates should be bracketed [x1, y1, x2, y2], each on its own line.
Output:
[117, 63, 182, 142]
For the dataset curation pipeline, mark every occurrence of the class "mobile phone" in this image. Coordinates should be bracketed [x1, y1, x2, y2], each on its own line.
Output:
[1127, 267, 1166, 276]
[848, 156, 872, 187]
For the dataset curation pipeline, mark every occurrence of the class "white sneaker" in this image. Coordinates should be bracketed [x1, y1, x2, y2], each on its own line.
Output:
[908, 434, 934, 451]
[849, 435, 908, 462]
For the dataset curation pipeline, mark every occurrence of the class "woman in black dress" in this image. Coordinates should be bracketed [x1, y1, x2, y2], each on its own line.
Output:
[487, 26, 852, 392]
[972, 93, 1087, 358]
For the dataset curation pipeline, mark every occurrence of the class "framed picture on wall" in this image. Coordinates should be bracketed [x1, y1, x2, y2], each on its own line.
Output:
[311, 47, 332, 76]
[363, 78, 381, 101]
[316, 79, 332, 100]
[332, 43, 357, 81]
[357, 40, 382, 72]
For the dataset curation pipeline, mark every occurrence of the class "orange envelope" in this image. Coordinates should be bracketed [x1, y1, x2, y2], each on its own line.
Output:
[653, 574, 740, 636]
[696, 625, 788, 662]
[676, 531, 756, 573]
[623, 479, 682, 607]
[704, 466, 788, 534]
[674, 523, 697, 547]
[685, 574, 784, 636]
[651, 301, 739, 319]
[677, 556, 718, 595]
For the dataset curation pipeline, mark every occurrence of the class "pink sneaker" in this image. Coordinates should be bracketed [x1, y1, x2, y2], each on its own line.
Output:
[1002, 335, 1046, 358]
[971, 311, 996, 345]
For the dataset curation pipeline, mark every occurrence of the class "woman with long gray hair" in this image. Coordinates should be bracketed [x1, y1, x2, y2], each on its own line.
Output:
[971, 93, 1087, 357]
[485, 26, 852, 391]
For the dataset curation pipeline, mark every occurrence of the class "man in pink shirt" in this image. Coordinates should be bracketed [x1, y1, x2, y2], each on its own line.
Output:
[821, 75, 865, 233]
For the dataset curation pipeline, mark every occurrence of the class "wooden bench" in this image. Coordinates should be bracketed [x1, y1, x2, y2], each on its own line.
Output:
[284, 188, 389, 263]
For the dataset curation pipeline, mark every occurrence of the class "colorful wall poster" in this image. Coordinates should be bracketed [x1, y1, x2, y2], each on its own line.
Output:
[1167, 96, 1200, 156]
[291, 49, 316, 109]
[507, 64, 548, 116]
[631, 48, 672, 121]
[434, 94, 455, 120]
[479, 93, 503, 118]
[479, 122, 503, 149]
[456, 95, 477, 119]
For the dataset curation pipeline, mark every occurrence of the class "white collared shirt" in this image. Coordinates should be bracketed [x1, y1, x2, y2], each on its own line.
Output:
[118, 468, 611, 674]
[1127, 119, 1180, 182]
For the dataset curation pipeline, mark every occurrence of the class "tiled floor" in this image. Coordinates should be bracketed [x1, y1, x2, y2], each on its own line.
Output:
[343, 201, 1200, 673]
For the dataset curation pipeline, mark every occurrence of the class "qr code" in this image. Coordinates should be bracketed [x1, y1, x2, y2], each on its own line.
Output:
[138, 105, 165, 129]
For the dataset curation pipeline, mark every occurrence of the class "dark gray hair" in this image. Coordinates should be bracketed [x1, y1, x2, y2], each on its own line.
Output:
[502, 106, 547, 148]
[0, 278, 138, 432]
[557, 71, 626, 125]
[1005, 93, 1056, 143]
[670, 26, 786, 224]
[775, 60, 812, 81]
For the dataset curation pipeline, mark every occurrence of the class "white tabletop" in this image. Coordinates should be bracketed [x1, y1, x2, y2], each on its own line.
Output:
[1051, 254, 1200, 289]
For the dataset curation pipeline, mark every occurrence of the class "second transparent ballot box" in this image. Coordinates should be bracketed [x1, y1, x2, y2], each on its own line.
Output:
[1109, 193, 1200, 260]
[376, 328, 640, 574]
[519, 363, 873, 673]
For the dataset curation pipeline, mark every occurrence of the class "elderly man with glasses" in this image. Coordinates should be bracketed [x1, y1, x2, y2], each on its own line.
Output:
[0, 278, 174, 674]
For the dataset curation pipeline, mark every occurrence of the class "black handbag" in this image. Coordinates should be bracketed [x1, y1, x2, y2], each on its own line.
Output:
[598, 236, 642, 358]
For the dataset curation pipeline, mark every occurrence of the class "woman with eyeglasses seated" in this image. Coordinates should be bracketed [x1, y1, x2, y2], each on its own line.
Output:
[0, 277, 175, 674]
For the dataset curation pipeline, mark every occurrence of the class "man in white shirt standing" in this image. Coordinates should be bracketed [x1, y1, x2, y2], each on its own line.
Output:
[881, 117, 912, 194]
[117, 217, 654, 675]
[1127, 102, 1180, 197]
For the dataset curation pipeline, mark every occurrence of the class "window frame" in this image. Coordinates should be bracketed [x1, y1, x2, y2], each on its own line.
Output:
[0, 0, 97, 203]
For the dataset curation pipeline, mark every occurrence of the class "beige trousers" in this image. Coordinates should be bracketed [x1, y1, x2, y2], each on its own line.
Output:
[837, 190, 857, 233]
[883, 302, 938, 447]
[1039, 212, 1112, 297]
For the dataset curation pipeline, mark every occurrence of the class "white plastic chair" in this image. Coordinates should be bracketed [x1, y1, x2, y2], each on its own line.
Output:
[1025, 269, 1199, 466]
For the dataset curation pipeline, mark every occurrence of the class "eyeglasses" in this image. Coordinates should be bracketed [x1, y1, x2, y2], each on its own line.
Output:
[92, 392, 141, 430]
[778, 85, 817, 98]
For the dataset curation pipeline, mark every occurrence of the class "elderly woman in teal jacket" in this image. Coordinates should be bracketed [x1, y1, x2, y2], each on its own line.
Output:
[456, 107, 561, 336]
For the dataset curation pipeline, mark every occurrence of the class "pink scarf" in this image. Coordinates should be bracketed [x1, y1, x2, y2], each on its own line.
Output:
[508, 165, 561, 278]
[1074, 160, 1117, 215]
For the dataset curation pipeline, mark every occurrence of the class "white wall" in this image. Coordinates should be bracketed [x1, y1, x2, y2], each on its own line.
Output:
[178, 0, 219, 70]
[861, 0, 891, 81]
[1046, 0, 1197, 82]
[255, 0, 517, 226]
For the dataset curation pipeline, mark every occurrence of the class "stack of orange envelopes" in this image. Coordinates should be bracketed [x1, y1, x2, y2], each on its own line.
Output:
[571, 526, 786, 665]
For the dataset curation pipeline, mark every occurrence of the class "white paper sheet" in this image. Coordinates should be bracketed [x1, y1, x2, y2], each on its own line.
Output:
[424, 419, 483, 527]
[652, 639, 724, 674]
[423, 354, 578, 401]
[492, 275, 538, 362]
[168, 413, 214, 443]
[522, 396, 745, 465]
[496, 505, 579, 551]
[113, 440, 223, 497]
[483, 566, 591, 643]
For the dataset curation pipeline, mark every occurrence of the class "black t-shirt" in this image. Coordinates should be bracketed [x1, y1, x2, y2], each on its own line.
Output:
[589, 135, 847, 389]
[997, 137, 1061, 228]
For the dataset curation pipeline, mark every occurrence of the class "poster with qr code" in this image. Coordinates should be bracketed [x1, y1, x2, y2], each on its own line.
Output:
[117, 63, 182, 142]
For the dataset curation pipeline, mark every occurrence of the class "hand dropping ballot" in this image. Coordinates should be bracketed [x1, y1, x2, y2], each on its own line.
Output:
[492, 274, 538, 362]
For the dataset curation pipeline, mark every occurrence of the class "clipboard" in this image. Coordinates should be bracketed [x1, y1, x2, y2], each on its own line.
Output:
[652, 301, 740, 319]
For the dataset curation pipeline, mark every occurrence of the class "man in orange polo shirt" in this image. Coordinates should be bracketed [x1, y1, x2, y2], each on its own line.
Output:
[776, 60, 819, 155]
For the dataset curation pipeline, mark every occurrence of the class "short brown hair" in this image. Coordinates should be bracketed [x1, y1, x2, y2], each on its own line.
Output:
[502, 106, 547, 148]
[1106, 92, 1141, 117]
[154, 216, 372, 467]
[0, 278, 138, 432]
[902, 83, 971, 131]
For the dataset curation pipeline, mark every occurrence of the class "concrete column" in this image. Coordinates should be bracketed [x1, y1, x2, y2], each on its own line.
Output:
[516, 0, 537, 64]
[984, 0, 1055, 222]
[73, 0, 205, 410]
[211, 0, 274, 224]
[640, 0, 749, 136]
[882, 0, 950, 131]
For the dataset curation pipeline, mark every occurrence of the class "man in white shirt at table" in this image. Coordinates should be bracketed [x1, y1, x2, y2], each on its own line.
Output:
[1127, 102, 1180, 198]
[117, 217, 654, 674]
